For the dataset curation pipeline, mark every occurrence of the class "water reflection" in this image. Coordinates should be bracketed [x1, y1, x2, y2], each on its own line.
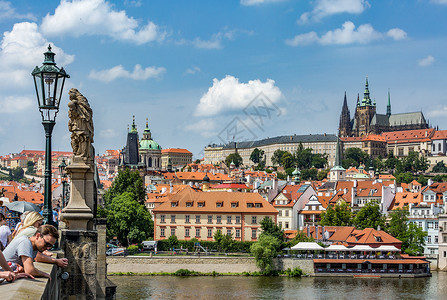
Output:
[114, 272, 446, 300]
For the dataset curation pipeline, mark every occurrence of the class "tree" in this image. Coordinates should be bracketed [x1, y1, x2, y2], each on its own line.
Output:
[312, 154, 328, 169]
[214, 230, 235, 253]
[385, 152, 399, 171]
[402, 223, 427, 255]
[260, 216, 284, 242]
[320, 202, 352, 226]
[271, 150, 287, 166]
[106, 192, 153, 246]
[300, 168, 318, 180]
[432, 161, 447, 173]
[353, 201, 385, 230]
[225, 153, 243, 168]
[9, 167, 24, 181]
[293, 144, 314, 169]
[395, 172, 414, 184]
[250, 148, 264, 164]
[166, 235, 179, 250]
[317, 169, 329, 181]
[281, 152, 294, 169]
[386, 209, 409, 239]
[194, 159, 201, 164]
[343, 148, 369, 168]
[417, 175, 428, 186]
[250, 234, 281, 273]
[104, 168, 146, 204]
[26, 161, 36, 175]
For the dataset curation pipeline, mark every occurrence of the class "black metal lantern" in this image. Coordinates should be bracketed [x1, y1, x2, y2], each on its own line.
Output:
[32, 45, 70, 122]
[58, 158, 67, 176]
[32, 45, 69, 226]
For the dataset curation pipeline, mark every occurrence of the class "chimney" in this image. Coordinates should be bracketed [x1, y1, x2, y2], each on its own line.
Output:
[377, 225, 381, 231]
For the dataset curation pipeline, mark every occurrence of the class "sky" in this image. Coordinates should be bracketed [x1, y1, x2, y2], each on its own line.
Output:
[0, 0, 446, 159]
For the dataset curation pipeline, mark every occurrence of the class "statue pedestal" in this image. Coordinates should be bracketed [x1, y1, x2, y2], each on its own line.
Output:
[61, 156, 94, 230]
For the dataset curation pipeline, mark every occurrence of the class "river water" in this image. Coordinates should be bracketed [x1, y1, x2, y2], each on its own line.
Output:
[114, 271, 446, 300]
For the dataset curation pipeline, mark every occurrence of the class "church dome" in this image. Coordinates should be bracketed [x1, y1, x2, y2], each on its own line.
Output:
[140, 139, 161, 150]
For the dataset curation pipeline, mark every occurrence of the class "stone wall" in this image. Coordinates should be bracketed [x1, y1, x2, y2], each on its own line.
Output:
[107, 256, 315, 275]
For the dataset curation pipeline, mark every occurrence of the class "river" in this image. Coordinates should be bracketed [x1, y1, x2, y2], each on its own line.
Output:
[114, 271, 446, 299]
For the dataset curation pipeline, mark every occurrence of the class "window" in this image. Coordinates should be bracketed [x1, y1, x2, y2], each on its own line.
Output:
[278, 210, 282, 217]
[252, 216, 257, 224]
[160, 228, 165, 237]
[160, 215, 165, 223]
[227, 229, 232, 236]
[236, 216, 241, 224]
[255, 203, 262, 208]
[278, 222, 282, 228]
[207, 229, 213, 237]
[285, 210, 289, 217]
[171, 215, 175, 223]
[171, 228, 176, 236]
[185, 215, 190, 223]
[428, 222, 433, 229]
[247, 203, 253, 208]
[216, 202, 223, 208]
[217, 216, 222, 224]
[231, 202, 238, 208]
[208, 215, 213, 223]
[186, 202, 193, 207]
[198, 202, 204, 207]
[227, 216, 232, 224]
[236, 229, 240, 238]
[196, 228, 201, 237]
[428, 236, 432, 243]
[435, 236, 438, 243]
[196, 215, 201, 224]
[435, 222, 439, 229]
[171, 202, 178, 207]
[252, 229, 257, 239]
[285, 222, 289, 229]
[185, 228, 190, 237]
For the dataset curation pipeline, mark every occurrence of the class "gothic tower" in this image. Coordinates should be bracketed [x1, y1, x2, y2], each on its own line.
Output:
[123, 116, 140, 166]
[354, 76, 376, 136]
[386, 89, 391, 117]
[338, 91, 351, 137]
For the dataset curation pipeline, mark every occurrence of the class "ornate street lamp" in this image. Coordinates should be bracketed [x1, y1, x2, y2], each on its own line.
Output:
[32, 45, 70, 226]
[58, 158, 68, 210]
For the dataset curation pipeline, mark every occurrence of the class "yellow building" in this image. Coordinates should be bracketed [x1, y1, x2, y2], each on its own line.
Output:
[161, 148, 193, 170]
[153, 187, 278, 241]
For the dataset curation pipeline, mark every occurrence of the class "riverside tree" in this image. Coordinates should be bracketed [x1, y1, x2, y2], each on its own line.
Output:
[352, 201, 385, 230]
[320, 202, 352, 226]
[250, 234, 281, 274]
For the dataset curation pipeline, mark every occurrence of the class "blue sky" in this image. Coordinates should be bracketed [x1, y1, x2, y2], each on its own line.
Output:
[0, 0, 446, 159]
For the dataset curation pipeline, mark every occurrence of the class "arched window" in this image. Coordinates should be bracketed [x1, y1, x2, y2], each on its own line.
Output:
[149, 157, 152, 167]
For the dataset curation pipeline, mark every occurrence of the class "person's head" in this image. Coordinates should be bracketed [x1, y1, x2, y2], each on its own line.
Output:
[23, 212, 43, 229]
[0, 213, 6, 225]
[34, 224, 59, 252]
[20, 211, 31, 222]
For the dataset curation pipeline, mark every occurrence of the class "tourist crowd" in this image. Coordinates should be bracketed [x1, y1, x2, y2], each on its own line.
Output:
[0, 212, 68, 283]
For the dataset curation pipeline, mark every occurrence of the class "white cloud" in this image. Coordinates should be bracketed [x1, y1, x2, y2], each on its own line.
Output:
[418, 55, 435, 67]
[177, 28, 252, 49]
[99, 128, 118, 138]
[427, 106, 447, 118]
[184, 67, 201, 75]
[89, 64, 166, 82]
[386, 28, 407, 40]
[431, 0, 447, 5]
[184, 119, 217, 137]
[286, 21, 406, 46]
[0, 22, 74, 88]
[195, 75, 282, 117]
[0, 1, 36, 20]
[41, 0, 165, 45]
[0, 95, 33, 114]
[299, 0, 370, 23]
[240, 0, 286, 5]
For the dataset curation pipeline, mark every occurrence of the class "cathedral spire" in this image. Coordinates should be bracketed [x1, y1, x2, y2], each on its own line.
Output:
[356, 93, 360, 106]
[362, 76, 372, 106]
[130, 115, 138, 133]
[387, 89, 391, 117]
[339, 91, 351, 137]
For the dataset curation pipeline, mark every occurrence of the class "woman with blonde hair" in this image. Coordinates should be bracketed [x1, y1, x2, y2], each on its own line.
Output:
[14, 212, 43, 239]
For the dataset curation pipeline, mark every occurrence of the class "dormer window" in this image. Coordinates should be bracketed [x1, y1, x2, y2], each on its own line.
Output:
[231, 202, 238, 208]
[186, 202, 193, 207]
[375, 236, 382, 242]
[247, 203, 253, 208]
[171, 202, 178, 207]
[255, 203, 262, 208]
[216, 202, 223, 208]
[198, 202, 205, 207]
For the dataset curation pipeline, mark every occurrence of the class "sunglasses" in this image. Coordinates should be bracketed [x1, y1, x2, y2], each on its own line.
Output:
[42, 237, 54, 248]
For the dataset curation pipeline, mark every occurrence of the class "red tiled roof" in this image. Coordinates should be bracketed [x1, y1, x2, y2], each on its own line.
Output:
[162, 148, 192, 154]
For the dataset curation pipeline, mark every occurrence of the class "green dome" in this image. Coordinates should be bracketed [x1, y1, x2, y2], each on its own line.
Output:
[292, 167, 300, 176]
[140, 139, 161, 150]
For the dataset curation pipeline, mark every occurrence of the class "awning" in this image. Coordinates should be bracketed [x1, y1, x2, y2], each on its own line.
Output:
[291, 242, 324, 251]
[375, 245, 401, 252]
[349, 245, 375, 251]
[324, 244, 349, 251]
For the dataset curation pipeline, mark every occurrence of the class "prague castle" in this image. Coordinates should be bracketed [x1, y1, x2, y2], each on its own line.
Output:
[338, 77, 430, 137]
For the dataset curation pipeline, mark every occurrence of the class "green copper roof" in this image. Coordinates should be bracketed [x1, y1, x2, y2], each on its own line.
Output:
[330, 165, 346, 171]
[130, 115, 138, 133]
[140, 139, 161, 150]
[292, 167, 300, 176]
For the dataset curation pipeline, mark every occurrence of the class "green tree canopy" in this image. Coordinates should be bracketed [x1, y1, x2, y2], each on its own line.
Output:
[320, 202, 352, 226]
[106, 192, 153, 246]
[250, 148, 265, 164]
[271, 150, 288, 166]
[213, 230, 235, 253]
[281, 152, 294, 169]
[386, 209, 409, 239]
[395, 172, 414, 184]
[9, 167, 24, 181]
[104, 168, 146, 204]
[402, 223, 427, 256]
[225, 152, 243, 168]
[352, 201, 385, 230]
[260, 216, 284, 242]
[432, 161, 447, 173]
[250, 234, 281, 273]
[312, 153, 328, 169]
[342, 148, 369, 168]
[300, 168, 318, 181]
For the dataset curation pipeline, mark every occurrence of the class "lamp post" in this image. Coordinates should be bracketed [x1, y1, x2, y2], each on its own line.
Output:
[32, 45, 70, 226]
[58, 158, 68, 210]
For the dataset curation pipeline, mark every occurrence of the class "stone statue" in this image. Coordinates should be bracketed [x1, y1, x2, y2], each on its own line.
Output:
[68, 88, 94, 162]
